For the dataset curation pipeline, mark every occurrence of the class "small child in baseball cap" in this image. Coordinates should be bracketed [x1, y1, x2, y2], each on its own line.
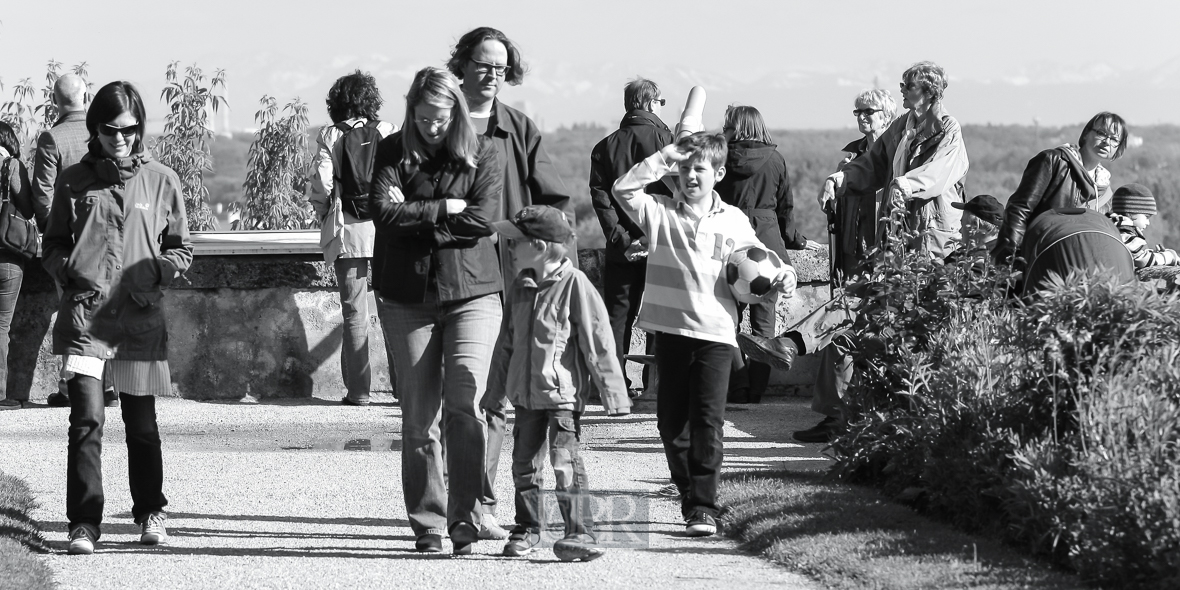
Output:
[1108, 183, 1180, 269]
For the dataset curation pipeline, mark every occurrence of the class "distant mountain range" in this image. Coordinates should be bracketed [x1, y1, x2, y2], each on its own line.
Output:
[204, 53, 1180, 134]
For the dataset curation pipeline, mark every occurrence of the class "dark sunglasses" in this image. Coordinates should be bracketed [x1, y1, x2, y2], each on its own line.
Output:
[853, 108, 880, 117]
[98, 124, 139, 139]
[653, 98, 666, 106]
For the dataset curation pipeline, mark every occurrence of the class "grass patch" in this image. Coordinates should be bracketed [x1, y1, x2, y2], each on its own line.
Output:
[719, 469, 1082, 590]
[0, 471, 53, 590]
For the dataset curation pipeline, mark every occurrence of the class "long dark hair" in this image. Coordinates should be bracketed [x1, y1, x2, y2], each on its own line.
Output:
[0, 122, 19, 157]
[86, 81, 146, 153]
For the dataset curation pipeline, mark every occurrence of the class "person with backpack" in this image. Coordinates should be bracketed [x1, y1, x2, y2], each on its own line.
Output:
[0, 122, 50, 410]
[308, 70, 397, 406]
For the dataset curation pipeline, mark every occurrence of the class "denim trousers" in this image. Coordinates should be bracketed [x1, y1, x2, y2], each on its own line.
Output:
[378, 290, 502, 536]
[481, 402, 507, 515]
[334, 258, 371, 402]
[512, 408, 592, 535]
[730, 292, 779, 399]
[67, 374, 167, 534]
[0, 251, 23, 401]
[654, 332, 731, 518]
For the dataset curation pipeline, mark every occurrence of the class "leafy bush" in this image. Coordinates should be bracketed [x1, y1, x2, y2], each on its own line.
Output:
[830, 229, 1180, 588]
[230, 96, 315, 230]
[151, 62, 227, 231]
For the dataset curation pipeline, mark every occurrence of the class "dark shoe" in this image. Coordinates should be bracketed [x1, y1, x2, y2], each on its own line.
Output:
[449, 521, 478, 556]
[415, 534, 443, 553]
[67, 524, 98, 555]
[727, 387, 750, 404]
[502, 527, 542, 557]
[793, 416, 839, 443]
[627, 388, 644, 400]
[104, 389, 119, 408]
[736, 333, 797, 373]
[685, 510, 717, 537]
[624, 354, 657, 366]
[46, 392, 70, 407]
[0, 399, 23, 410]
[553, 533, 604, 562]
[340, 396, 370, 406]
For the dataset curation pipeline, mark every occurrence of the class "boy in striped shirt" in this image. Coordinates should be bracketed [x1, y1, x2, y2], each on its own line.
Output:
[612, 132, 797, 536]
[1108, 183, 1180, 269]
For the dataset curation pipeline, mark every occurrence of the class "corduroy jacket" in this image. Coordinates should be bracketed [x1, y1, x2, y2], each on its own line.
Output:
[368, 133, 504, 303]
[42, 148, 193, 360]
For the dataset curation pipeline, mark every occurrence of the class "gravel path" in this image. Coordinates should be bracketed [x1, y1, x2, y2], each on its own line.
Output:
[1, 395, 829, 589]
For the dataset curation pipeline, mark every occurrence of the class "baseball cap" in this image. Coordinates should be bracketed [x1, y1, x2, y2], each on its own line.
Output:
[489, 205, 574, 243]
[951, 194, 1004, 227]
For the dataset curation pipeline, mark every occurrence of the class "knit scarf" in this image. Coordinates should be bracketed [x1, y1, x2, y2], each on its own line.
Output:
[84, 141, 148, 184]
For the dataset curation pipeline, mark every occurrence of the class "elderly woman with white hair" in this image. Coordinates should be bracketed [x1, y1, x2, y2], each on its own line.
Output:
[821, 61, 969, 259]
[830, 88, 897, 279]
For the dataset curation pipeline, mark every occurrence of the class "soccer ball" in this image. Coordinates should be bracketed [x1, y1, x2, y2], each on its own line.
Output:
[726, 246, 784, 304]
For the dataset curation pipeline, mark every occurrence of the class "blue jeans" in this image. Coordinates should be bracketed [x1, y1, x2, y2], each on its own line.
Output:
[512, 408, 592, 535]
[67, 375, 167, 534]
[655, 333, 731, 518]
[378, 290, 502, 536]
[0, 251, 23, 401]
[334, 258, 371, 402]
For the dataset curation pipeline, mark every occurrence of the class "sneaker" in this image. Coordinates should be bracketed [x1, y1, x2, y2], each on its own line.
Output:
[793, 416, 839, 444]
[553, 533, 604, 562]
[449, 521, 478, 556]
[735, 333, 797, 373]
[46, 392, 70, 408]
[685, 511, 717, 537]
[104, 389, 119, 408]
[501, 528, 541, 557]
[139, 512, 168, 545]
[415, 533, 443, 553]
[67, 525, 97, 555]
[478, 513, 509, 540]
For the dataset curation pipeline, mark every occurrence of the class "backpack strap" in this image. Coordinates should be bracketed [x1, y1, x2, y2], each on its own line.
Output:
[0, 157, 11, 203]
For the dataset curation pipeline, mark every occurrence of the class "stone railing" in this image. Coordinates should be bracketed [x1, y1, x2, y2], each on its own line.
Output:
[11, 232, 831, 401]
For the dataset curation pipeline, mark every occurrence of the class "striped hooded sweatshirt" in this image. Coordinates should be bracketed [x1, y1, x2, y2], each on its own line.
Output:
[612, 152, 794, 347]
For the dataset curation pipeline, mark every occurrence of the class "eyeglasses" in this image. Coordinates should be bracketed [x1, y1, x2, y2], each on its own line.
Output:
[1092, 130, 1121, 146]
[899, 82, 918, 92]
[853, 108, 880, 117]
[415, 116, 452, 131]
[98, 123, 139, 139]
[653, 98, 666, 106]
[469, 59, 511, 77]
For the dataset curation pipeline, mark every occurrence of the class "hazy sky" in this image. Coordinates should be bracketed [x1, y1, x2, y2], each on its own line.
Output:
[3, 0, 1179, 131]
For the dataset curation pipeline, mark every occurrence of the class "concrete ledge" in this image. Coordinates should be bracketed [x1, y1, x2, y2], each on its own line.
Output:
[10, 243, 831, 401]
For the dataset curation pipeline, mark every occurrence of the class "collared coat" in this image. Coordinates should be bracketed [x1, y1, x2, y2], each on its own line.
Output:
[32, 110, 89, 206]
[714, 139, 807, 260]
[42, 149, 193, 361]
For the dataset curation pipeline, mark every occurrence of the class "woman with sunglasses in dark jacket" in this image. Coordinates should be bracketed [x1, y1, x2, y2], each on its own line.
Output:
[368, 67, 504, 556]
[42, 81, 193, 555]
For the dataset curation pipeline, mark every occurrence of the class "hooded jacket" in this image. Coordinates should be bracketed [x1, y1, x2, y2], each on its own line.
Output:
[42, 145, 193, 361]
[714, 140, 807, 259]
[589, 109, 674, 262]
[993, 144, 1110, 264]
[483, 259, 631, 415]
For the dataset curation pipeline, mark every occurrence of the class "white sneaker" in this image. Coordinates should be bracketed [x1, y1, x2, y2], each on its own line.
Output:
[67, 525, 97, 555]
[140, 512, 168, 545]
[478, 513, 509, 540]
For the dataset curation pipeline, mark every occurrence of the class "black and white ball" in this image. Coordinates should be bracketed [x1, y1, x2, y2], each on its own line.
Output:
[726, 246, 783, 304]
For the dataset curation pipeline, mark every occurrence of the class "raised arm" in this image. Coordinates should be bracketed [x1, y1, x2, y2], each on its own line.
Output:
[612, 148, 678, 235]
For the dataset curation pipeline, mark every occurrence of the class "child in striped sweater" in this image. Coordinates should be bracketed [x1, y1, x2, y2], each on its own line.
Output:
[612, 132, 797, 537]
[1107, 183, 1180, 269]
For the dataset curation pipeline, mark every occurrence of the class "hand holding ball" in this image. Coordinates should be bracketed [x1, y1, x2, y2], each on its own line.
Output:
[726, 246, 788, 304]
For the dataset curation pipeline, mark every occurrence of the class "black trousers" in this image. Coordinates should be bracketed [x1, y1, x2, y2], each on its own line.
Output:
[603, 257, 652, 389]
[654, 333, 731, 518]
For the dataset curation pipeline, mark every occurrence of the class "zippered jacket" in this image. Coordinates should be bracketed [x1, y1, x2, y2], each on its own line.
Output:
[484, 259, 631, 415]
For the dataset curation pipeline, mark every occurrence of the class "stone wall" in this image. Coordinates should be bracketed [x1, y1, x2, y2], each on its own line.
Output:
[9, 245, 831, 401]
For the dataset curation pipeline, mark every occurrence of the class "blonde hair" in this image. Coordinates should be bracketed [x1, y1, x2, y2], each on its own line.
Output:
[401, 67, 479, 169]
[854, 88, 897, 126]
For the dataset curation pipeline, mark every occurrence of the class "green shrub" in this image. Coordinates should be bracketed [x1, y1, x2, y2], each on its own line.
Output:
[830, 230, 1180, 588]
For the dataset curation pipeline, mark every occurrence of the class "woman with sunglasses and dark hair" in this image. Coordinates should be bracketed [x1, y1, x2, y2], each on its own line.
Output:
[42, 80, 193, 555]
[368, 66, 503, 555]
[0, 122, 50, 410]
[992, 111, 1128, 265]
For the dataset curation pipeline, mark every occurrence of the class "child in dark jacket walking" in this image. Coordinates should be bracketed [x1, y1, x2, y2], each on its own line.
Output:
[483, 205, 631, 562]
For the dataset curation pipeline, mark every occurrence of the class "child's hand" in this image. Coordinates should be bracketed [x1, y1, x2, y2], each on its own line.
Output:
[624, 237, 649, 261]
[659, 144, 690, 164]
[773, 267, 798, 298]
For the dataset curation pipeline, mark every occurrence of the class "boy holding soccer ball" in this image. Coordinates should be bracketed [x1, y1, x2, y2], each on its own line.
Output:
[612, 132, 797, 536]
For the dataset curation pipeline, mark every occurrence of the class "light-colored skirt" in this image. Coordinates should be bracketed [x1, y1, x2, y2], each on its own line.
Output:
[64, 355, 172, 397]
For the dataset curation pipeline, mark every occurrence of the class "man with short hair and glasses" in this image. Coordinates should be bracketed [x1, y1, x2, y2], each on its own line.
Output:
[588, 76, 673, 399]
[446, 26, 576, 543]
